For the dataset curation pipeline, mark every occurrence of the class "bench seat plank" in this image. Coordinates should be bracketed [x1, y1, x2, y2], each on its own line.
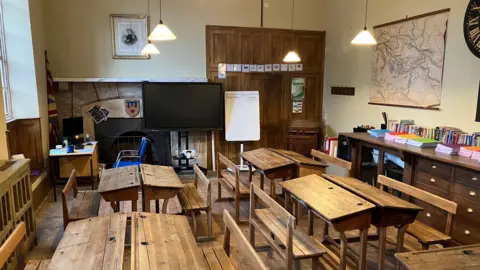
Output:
[69, 191, 100, 220]
[255, 208, 326, 258]
[202, 247, 234, 270]
[24, 259, 51, 270]
[219, 170, 249, 195]
[407, 220, 451, 245]
[178, 184, 207, 212]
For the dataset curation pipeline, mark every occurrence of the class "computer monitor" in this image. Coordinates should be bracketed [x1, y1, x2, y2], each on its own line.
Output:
[63, 117, 84, 137]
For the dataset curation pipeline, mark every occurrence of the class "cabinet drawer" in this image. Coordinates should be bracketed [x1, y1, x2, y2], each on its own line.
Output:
[415, 170, 450, 192]
[451, 195, 480, 223]
[452, 217, 480, 245]
[455, 167, 480, 189]
[452, 183, 480, 204]
[414, 181, 448, 198]
[417, 158, 452, 179]
[412, 199, 447, 233]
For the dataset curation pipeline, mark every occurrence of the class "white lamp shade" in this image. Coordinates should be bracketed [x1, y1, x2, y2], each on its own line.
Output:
[148, 21, 176, 41]
[141, 43, 160, 54]
[283, 51, 301, 63]
[351, 28, 377, 45]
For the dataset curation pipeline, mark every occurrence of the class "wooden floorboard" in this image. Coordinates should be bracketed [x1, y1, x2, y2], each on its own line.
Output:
[29, 171, 430, 269]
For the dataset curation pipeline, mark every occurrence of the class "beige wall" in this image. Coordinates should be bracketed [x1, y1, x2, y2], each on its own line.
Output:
[324, 0, 480, 135]
[29, 0, 49, 164]
[44, 0, 327, 79]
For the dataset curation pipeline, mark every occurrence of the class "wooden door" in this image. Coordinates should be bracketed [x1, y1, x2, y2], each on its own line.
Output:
[239, 29, 265, 64]
[266, 30, 295, 64]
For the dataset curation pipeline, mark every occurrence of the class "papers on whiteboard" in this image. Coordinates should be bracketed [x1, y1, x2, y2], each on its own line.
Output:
[225, 91, 260, 142]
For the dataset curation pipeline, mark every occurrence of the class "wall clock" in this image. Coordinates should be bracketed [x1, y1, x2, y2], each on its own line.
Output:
[464, 0, 480, 58]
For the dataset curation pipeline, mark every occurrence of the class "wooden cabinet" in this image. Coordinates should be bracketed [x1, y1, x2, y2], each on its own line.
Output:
[206, 26, 326, 168]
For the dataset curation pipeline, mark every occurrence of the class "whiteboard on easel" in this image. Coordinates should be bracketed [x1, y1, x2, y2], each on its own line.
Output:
[225, 91, 260, 141]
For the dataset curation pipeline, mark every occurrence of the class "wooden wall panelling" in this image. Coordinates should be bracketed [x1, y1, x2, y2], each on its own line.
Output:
[295, 31, 326, 73]
[6, 119, 44, 171]
[266, 30, 296, 64]
[206, 25, 325, 168]
[207, 27, 239, 70]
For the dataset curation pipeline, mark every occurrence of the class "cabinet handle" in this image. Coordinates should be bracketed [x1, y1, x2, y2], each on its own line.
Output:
[431, 165, 437, 169]
[473, 177, 478, 181]
[470, 191, 476, 196]
[465, 230, 470, 235]
[430, 178, 436, 183]
[468, 208, 473, 213]
[426, 212, 431, 217]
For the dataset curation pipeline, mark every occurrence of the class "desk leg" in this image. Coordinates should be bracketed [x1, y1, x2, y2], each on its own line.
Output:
[90, 157, 94, 190]
[269, 177, 275, 198]
[396, 225, 408, 270]
[144, 196, 150, 212]
[162, 199, 169, 213]
[284, 192, 291, 212]
[376, 150, 385, 186]
[132, 200, 137, 212]
[350, 140, 363, 179]
[110, 202, 119, 212]
[338, 232, 348, 270]
[308, 210, 314, 236]
[155, 200, 160, 213]
[378, 226, 387, 270]
[248, 164, 253, 183]
[260, 173, 265, 191]
[359, 228, 368, 270]
[50, 157, 58, 202]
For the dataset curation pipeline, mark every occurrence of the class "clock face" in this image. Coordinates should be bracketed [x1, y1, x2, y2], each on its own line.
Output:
[465, 0, 480, 58]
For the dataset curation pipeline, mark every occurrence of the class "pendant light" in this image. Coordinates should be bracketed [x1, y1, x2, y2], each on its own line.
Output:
[283, 0, 301, 63]
[351, 0, 377, 45]
[142, 0, 160, 54]
[148, 0, 176, 41]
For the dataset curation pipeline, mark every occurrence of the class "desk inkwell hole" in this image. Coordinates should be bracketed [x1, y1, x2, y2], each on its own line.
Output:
[109, 236, 116, 241]
[464, 250, 473, 255]
[357, 203, 363, 206]
[328, 187, 334, 190]
[141, 241, 149, 246]
[140, 215, 146, 219]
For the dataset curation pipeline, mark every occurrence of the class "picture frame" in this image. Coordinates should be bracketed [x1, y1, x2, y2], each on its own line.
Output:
[110, 14, 149, 59]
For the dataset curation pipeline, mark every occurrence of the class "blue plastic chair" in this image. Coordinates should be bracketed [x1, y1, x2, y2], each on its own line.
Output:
[113, 137, 148, 168]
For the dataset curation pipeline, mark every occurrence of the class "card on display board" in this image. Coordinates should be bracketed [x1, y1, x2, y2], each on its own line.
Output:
[218, 63, 226, 79]
[242, 64, 250, 72]
[249, 65, 257, 72]
[273, 64, 280, 71]
[295, 63, 303, 71]
[257, 65, 264, 72]
[226, 64, 234, 72]
[233, 64, 242, 72]
[281, 64, 288, 71]
[265, 64, 272, 72]
[288, 64, 296, 71]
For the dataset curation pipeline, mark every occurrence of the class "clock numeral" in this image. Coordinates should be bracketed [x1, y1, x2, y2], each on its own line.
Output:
[470, 16, 480, 27]
[471, 27, 480, 44]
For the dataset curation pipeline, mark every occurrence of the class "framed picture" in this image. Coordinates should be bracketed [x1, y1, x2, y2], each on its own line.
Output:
[111, 14, 149, 59]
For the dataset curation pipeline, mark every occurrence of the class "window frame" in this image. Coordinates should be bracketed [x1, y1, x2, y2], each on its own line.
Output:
[0, 1, 12, 121]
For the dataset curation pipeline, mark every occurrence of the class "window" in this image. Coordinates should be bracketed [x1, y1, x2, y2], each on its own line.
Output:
[0, 2, 11, 121]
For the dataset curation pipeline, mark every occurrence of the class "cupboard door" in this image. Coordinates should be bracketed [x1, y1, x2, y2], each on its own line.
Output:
[206, 27, 238, 70]
[266, 31, 296, 64]
[239, 30, 265, 64]
[296, 32, 325, 73]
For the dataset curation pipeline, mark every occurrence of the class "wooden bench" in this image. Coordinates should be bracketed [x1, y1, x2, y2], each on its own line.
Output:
[0, 222, 50, 270]
[202, 210, 268, 269]
[249, 183, 326, 270]
[62, 170, 101, 230]
[378, 175, 457, 250]
[178, 164, 213, 241]
[217, 153, 250, 223]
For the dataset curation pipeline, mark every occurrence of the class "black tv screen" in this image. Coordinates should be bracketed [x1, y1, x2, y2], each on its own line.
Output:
[143, 82, 224, 130]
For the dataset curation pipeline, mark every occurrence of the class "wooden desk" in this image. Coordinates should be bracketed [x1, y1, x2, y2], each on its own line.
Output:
[343, 132, 480, 245]
[47, 212, 207, 270]
[97, 166, 140, 212]
[269, 148, 327, 176]
[280, 175, 375, 270]
[140, 164, 183, 213]
[49, 142, 99, 202]
[323, 174, 423, 270]
[241, 148, 297, 197]
[395, 244, 480, 270]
